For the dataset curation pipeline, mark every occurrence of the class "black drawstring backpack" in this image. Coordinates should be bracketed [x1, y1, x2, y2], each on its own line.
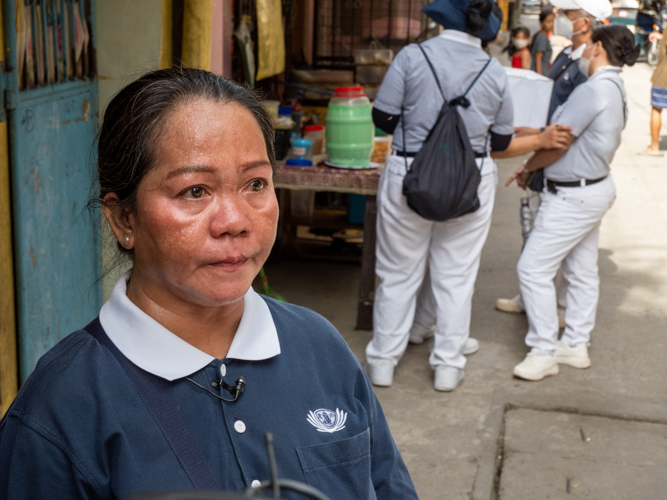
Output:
[401, 44, 491, 222]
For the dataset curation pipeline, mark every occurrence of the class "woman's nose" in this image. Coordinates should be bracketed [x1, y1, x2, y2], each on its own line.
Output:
[209, 194, 252, 237]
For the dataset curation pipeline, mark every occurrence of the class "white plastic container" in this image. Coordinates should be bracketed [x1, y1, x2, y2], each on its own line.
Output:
[504, 68, 554, 129]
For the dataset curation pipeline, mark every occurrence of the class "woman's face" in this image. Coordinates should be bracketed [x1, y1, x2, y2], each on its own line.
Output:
[543, 14, 555, 33]
[513, 31, 529, 48]
[128, 99, 278, 307]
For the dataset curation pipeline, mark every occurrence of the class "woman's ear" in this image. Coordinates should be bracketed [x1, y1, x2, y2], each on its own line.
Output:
[102, 193, 135, 250]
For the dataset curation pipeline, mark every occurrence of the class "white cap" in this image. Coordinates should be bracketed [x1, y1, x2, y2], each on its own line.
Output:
[551, 0, 613, 21]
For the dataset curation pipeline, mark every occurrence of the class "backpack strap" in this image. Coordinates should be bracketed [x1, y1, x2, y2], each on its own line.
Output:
[417, 43, 447, 102]
[552, 57, 576, 83]
[418, 42, 492, 109]
[462, 59, 492, 98]
[450, 59, 492, 108]
[83, 318, 221, 491]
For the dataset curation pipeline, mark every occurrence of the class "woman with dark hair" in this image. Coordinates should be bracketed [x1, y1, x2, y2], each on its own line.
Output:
[0, 68, 418, 499]
[366, 0, 514, 392]
[508, 25, 638, 381]
[505, 26, 532, 69]
[531, 8, 555, 75]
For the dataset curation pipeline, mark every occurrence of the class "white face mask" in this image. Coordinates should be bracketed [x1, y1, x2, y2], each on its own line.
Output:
[554, 12, 586, 39]
[513, 39, 529, 49]
[577, 44, 595, 77]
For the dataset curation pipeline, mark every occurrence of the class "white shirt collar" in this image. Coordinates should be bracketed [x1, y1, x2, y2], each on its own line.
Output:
[439, 29, 482, 48]
[588, 65, 622, 81]
[569, 43, 587, 61]
[99, 272, 281, 381]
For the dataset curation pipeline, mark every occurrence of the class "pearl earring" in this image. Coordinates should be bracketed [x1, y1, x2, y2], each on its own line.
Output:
[122, 235, 130, 247]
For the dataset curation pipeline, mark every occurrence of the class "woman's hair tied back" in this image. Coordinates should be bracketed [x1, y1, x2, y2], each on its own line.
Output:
[465, 0, 492, 35]
[592, 24, 640, 67]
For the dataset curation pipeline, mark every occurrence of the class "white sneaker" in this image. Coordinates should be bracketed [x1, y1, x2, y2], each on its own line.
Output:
[408, 323, 435, 345]
[409, 325, 479, 356]
[513, 352, 559, 381]
[463, 338, 480, 355]
[556, 341, 591, 369]
[434, 366, 464, 392]
[495, 296, 525, 314]
[365, 360, 394, 387]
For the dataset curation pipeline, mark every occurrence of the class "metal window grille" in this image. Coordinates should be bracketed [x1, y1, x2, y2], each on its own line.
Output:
[313, 0, 431, 69]
[15, 0, 95, 90]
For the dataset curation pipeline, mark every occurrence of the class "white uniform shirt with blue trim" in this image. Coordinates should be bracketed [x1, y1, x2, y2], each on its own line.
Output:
[374, 29, 515, 153]
[546, 66, 627, 182]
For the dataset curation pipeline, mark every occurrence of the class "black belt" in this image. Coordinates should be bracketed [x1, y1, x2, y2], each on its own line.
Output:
[393, 150, 488, 158]
[546, 176, 607, 194]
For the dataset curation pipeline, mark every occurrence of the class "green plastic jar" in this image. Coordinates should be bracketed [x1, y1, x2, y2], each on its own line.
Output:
[326, 86, 375, 167]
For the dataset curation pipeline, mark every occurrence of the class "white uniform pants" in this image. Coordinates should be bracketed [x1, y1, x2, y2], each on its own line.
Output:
[515, 191, 568, 311]
[414, 190, 568, 328]
[366, 155, 497, 369]
[517, 176, 616, 354]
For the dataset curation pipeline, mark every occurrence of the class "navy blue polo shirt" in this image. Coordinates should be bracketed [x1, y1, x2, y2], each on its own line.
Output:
[0, 276, 417, 499]
[547, 44, 588, 122]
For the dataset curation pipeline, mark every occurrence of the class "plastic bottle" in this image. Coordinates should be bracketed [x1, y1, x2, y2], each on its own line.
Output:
[291, 102, 305, 136]
[326, 86, 374, 167]
[304, 125, 325, 155]
[520, 197, 533, 242]
[290, 136, 313, 161]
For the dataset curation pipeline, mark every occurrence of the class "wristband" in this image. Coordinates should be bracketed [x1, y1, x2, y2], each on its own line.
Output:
[540, 127, 546, 133]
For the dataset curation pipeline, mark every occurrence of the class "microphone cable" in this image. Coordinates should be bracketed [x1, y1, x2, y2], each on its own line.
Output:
[186, 376, 246, 403]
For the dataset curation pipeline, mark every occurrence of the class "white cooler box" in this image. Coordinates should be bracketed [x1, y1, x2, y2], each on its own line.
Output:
[504, 68, 554, 129]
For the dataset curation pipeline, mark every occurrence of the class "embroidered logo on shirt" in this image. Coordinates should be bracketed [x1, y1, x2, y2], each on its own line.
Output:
[307, 408, 347, 433]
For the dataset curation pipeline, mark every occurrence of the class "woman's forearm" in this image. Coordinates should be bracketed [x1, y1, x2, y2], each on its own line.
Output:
[525, 148, 567, 171]
[491, 135, 543, 158]
[535, 52, 543, 72]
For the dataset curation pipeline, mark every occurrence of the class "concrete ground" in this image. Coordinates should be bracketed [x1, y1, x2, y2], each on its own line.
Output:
[263, 63, 667, 499]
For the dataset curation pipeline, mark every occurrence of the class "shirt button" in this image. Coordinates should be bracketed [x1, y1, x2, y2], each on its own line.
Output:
[220, 364, 227, 377]
[234, 420, 246, 434]
[251, 480, 261, 488]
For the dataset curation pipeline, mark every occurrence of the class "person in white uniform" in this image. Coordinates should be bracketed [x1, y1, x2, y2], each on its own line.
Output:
[366, 0, 514, 391]
[495, 0, 612, 323]
[509, 25, 639, 381]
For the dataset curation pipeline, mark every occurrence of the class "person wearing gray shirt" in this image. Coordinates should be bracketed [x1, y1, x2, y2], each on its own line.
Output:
[509, 25, 638, 382]
[365, 0, 513, 392]
[530, 9, 555, 76]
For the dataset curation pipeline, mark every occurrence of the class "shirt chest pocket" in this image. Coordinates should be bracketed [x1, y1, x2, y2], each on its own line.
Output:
[296, 428, 376, 500]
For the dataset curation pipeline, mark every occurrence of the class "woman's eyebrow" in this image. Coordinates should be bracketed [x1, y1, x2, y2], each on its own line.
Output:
[240, 160, 272, 173]
[165, 165, 216, 179]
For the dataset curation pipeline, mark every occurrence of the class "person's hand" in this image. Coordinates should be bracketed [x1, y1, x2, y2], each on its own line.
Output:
[539, 124, 573, 150]
[506, 164, 530, 188]
[514, 126, 541, 138]
[649, 32, 663, 43]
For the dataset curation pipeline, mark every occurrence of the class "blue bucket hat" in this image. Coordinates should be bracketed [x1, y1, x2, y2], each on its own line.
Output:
[423, 0, 501, 42]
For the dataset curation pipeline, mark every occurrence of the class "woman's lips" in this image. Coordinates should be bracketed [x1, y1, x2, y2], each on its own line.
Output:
[208, 256, 248, 270]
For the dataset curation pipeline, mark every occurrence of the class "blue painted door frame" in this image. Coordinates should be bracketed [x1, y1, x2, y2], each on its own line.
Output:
[3, 0, 101, 381]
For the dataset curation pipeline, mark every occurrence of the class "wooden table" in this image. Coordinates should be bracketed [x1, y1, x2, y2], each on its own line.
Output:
[273, 162, 381, 330]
